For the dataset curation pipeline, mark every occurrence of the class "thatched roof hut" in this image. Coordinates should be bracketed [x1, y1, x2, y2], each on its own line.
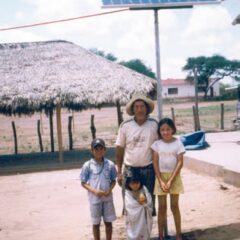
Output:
[0, 40, 155, 161]
[0, 40, 155, 115]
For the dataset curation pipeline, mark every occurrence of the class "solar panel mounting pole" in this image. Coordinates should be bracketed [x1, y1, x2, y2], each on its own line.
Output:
[154, 10, 168, 237]
[154, 9, 163, 120]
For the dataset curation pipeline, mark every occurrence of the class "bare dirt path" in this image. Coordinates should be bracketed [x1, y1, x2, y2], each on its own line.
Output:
[0, 168, 239, 240]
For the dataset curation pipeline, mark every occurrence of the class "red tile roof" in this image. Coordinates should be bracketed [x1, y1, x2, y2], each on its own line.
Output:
[162, 79, 193, 86]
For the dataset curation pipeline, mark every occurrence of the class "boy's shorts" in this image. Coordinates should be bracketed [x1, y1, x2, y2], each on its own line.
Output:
[90, 200, 116, 225]
[154, 173, 184, 195]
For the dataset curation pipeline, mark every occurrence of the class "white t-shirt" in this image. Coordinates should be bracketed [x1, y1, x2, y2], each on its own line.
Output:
[151, 138, 185, 173]
[116, 118, 158, 167]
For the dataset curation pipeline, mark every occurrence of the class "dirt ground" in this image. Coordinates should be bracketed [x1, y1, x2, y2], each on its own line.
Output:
[0, 168, 240, 240]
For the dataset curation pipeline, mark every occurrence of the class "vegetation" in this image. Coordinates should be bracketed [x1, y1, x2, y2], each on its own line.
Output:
[90, 48, 156, 79]
[89, 48, 117, 62]
[183, 55, 240, 99]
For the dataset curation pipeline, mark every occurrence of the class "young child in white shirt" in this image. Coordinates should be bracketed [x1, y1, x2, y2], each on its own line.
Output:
[125, 169, 153, 240]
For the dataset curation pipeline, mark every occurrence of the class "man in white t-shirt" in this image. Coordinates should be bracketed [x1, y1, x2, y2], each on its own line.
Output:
[116, 94, 158, 215]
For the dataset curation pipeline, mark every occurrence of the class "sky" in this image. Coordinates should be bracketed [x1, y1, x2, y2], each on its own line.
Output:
[0, 0, 239, 82]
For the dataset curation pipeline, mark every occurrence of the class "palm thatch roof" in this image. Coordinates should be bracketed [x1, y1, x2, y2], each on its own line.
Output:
[0, 40, 155, 115]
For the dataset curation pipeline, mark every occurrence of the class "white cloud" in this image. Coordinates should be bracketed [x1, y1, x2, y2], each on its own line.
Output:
[179, 6, 232, 54]
[185, 6, 232, 36]
[0, 28, 43, 43]
[27, 0, 98, 19]
[1, 0, 239, 80]
[15, 11, 24, 20]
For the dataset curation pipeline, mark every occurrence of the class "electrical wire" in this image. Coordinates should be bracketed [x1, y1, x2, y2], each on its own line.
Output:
[0, 8, 128, 32]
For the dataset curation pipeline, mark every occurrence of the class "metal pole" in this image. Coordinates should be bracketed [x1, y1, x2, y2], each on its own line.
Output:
[154, 9, 168, 238]
[154, 9, 162, 120]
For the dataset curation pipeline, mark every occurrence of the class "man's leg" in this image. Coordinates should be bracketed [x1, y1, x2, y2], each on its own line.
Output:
[140, 165, 156, 216]
[121, 166, 133, 215]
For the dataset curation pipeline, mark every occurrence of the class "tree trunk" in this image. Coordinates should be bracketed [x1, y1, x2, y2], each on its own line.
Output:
[204, 89, 208, 100]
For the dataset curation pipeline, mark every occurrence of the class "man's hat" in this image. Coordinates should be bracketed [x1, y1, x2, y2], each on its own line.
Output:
[91, 138, 106, 149]
[126, 94, 154, 116]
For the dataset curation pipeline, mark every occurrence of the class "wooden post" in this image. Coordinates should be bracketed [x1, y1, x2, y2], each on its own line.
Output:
[196, 109, 201, 131]
[90, 114, 96, 140]
[72, 110, 75, 132]
[221, 103, 224, 130]
[49, 108, 54, 152]
[37, 120, 43, 152]
[192, 106, 197, 131]
[68, 116, 73, 150]
[116, 100, 123, 126]
[171, 107, 175, 124]
[11, 121, 18, 154]
[56, 104, 63, 163]
[40, 112, 44, 134]
[193, 66, 201, 131]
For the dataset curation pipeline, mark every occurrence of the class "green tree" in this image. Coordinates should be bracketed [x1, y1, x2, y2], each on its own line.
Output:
[89, 48, 117, 62]
[183, 55, 240, 98]
[119, 59, 156, 79]
[120, 59, 156, 98]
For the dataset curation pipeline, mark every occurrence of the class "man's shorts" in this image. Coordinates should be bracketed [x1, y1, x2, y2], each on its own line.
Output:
[90, 200, 116, 225]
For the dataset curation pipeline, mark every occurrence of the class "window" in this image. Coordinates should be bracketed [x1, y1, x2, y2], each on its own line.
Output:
[168, 88, 178, 95]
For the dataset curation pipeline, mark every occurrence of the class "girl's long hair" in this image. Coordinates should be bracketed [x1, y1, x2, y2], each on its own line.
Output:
[157, 118, 176, 139]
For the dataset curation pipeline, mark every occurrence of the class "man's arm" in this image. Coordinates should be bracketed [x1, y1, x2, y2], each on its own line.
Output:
[116, 145, 125, 186]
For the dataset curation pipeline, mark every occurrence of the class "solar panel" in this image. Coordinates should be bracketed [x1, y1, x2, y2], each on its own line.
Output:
[102, 0, 222, 9]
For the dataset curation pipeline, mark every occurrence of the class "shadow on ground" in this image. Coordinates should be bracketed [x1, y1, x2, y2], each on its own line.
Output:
[151, 222, 240, 240]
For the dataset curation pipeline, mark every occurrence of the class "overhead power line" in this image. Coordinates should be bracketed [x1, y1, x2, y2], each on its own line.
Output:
[0, 9, 128, 32]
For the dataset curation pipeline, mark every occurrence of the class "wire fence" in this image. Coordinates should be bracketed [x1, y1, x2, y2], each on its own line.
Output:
[0, 100, 238, 155]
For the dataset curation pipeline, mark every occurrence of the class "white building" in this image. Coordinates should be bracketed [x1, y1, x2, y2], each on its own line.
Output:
[161, 79, 220, 99]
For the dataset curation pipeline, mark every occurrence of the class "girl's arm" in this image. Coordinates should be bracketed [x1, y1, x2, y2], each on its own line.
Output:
[81, 182, 105, 197]
[166, 153, 184, 190]
[152, 150, 168, 192]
